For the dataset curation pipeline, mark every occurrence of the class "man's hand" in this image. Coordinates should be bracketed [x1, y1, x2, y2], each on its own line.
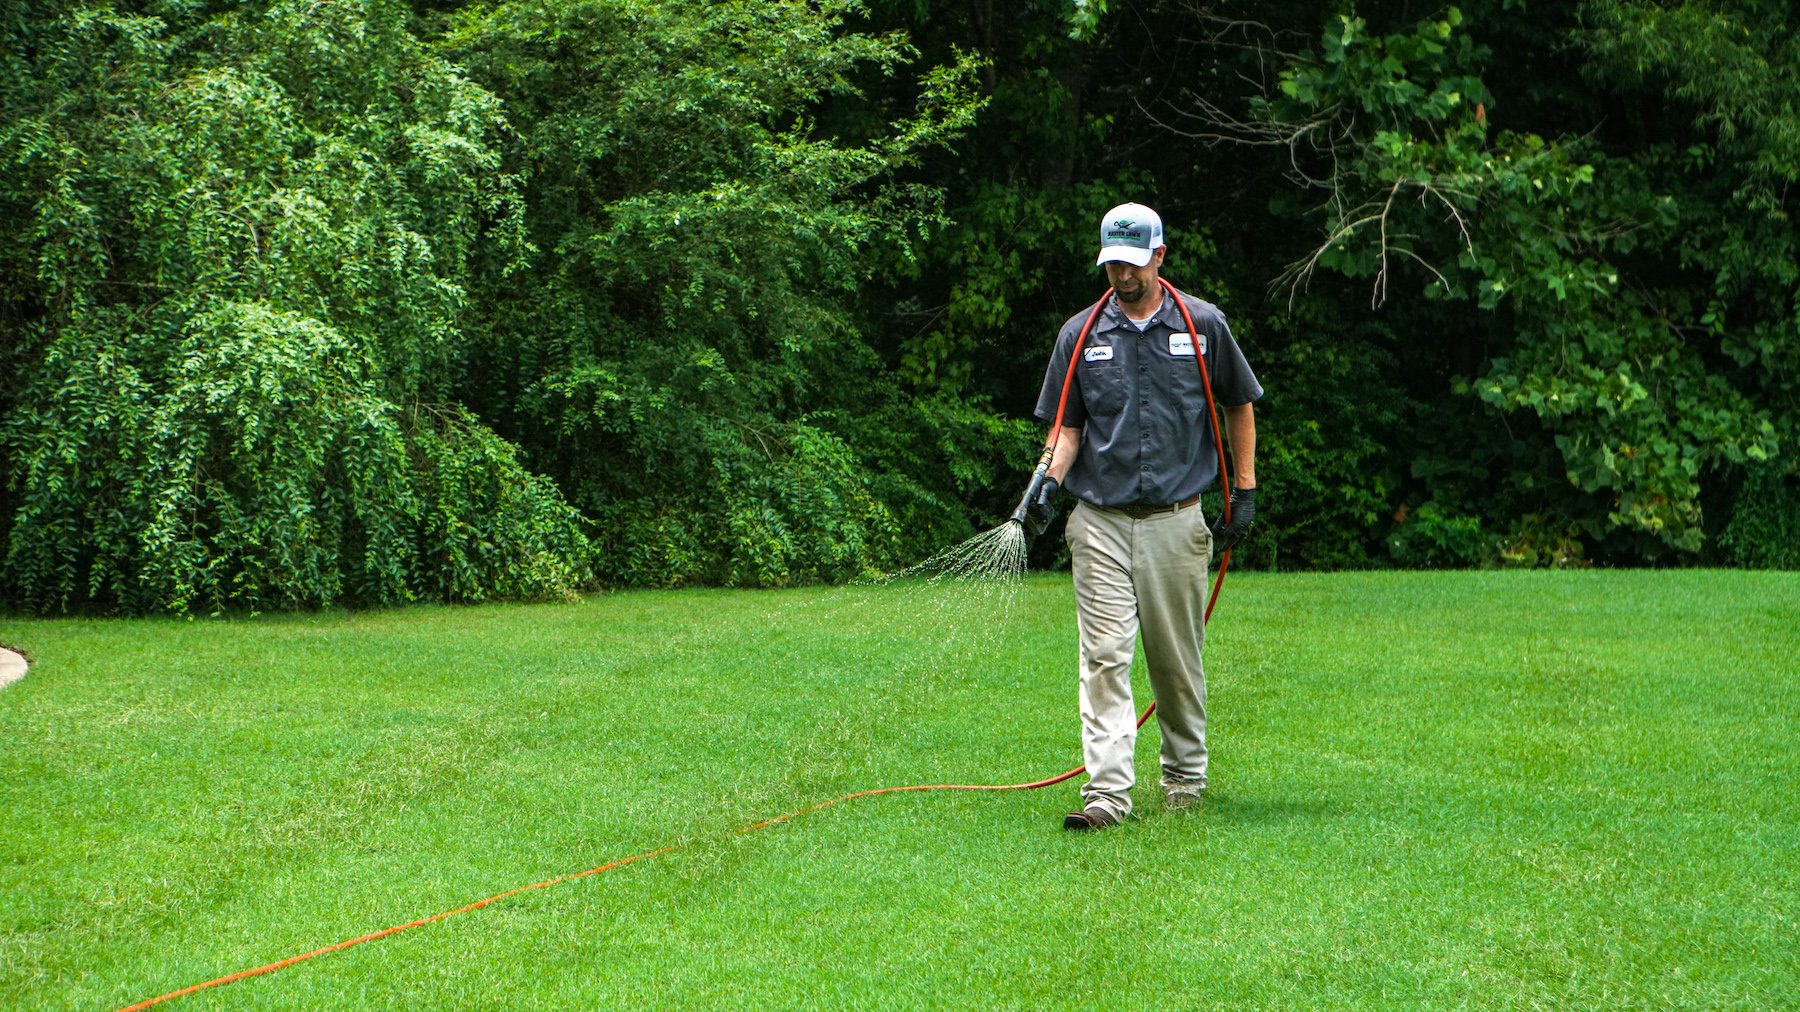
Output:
[1024, 476, 1060, 536]
[1213, 486, 1256, 553]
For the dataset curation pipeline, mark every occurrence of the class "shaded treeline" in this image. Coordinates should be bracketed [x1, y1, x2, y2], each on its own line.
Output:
[2, 0, 1794, 614]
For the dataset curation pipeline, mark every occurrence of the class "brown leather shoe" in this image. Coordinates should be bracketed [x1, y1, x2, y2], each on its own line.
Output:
[1062, 806, 1120, 830]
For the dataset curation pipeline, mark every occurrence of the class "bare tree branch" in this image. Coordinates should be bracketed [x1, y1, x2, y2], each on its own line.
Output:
[1145, 5, 1489, 311]
[1274, 177, 1479, 310]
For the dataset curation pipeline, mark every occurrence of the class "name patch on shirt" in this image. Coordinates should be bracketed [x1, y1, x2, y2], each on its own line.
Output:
[1169, 332, 1204, 357]
[1084, 345, 1115, 362]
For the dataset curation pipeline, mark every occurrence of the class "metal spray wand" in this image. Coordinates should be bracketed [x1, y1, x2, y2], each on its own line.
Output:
[1008, 445, 1058, 527]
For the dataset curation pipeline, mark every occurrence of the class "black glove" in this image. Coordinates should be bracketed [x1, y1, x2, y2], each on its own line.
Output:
[1023, 476, 1060, 536]
[1213, 486, 1256, 553]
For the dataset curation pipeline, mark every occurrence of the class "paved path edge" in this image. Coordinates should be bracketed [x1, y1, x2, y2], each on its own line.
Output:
[0, 647, 26, 690]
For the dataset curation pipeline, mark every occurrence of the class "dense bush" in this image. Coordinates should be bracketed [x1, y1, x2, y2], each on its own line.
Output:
[1719, 458, 1800, 570]
[0, 1, 588, 612]
[432, 0, 988, 587]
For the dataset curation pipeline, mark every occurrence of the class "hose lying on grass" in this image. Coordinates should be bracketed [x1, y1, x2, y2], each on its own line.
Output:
[122, 277, 1237, 1010]
[120, 707, 1176, 1011]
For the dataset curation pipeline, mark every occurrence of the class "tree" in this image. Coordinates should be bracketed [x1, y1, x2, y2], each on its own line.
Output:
[1577, 0, 1800, 566]
[1147, 1, 1786, 561]
[0, 0, 589, 613]
[430, 0, 995, 586]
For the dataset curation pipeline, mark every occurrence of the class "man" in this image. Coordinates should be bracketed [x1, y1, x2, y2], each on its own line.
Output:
[1022, 202, 1262, 830]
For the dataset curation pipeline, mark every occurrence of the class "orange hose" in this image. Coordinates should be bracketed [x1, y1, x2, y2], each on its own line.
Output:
[117, 847, 678, 1011]
[118, 729, 1154, 1011]
[120, 280, 1238, 1010]
[1157, 276, 1238, 602]
[1044, 291, 1115, 436]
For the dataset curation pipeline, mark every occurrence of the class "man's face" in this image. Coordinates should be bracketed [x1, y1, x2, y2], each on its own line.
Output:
[1104, 246, 1165, 308]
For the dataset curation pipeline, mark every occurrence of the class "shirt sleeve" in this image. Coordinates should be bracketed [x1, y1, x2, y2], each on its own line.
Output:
[1034, 322, 1088, 428]
[1199, 306, 1263, 406]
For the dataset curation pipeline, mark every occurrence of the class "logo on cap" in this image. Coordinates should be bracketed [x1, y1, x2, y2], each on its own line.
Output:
[1104, 216, 1153, 247]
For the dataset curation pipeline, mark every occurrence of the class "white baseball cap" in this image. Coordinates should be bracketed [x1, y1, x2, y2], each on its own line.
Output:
[1096, 202, 1164, 267]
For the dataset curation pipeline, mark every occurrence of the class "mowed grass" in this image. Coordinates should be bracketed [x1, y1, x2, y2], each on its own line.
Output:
[1, 570, 1796, 1009]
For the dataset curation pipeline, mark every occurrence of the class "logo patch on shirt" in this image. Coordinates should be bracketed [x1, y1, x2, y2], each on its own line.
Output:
[1168, 332, 1204, 357]
[1084, 345, 1115, 362]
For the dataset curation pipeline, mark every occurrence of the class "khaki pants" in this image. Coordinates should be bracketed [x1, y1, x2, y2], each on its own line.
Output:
[1065, 500, 1212, 819]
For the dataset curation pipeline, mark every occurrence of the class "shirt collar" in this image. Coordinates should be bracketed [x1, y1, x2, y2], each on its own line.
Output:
[1101, 290, 1176, 331]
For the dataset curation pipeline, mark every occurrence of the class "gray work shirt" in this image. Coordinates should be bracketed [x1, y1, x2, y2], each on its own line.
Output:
[1034, 288, 1263, 507]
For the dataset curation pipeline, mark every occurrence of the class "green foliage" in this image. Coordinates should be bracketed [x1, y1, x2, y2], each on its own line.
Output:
[1719, 457, 1800, 569]
[1254, 1, 1788, 559]
[841, 392, 1043, 564]
[1386, 501, 1494, 569]
[589, 420, 905, 588]
[5, 0, 1798, 603]
[433, 0, 987, 588]
[1571, 0, 1800, 562]
[715, 422, 899, 587]
[1246, 312, 1404, 571]
[0, 1, 586, 613]
[1499, 512, 1590, 569]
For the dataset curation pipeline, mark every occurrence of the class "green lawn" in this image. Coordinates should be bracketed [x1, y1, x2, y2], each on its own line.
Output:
[2, 570, 1796, 1009]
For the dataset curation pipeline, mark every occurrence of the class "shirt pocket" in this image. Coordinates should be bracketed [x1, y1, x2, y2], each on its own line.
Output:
[1170, 351, 1209, 401]
[1080, 363, 1127, 415]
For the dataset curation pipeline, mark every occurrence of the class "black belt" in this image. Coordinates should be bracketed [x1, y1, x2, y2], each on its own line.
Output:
[1110, 494, 1201, 519]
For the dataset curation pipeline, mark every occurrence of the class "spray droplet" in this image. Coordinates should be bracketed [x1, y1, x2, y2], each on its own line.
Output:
[856, 522, 1030, 635]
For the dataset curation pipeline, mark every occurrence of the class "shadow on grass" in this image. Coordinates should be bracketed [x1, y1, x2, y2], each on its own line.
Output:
[1181, 792, 1335, 826]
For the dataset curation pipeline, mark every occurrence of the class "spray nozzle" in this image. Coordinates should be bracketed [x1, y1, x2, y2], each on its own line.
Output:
[1009, 445, 1059, 529]
[1009, 469, 1050, 527]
